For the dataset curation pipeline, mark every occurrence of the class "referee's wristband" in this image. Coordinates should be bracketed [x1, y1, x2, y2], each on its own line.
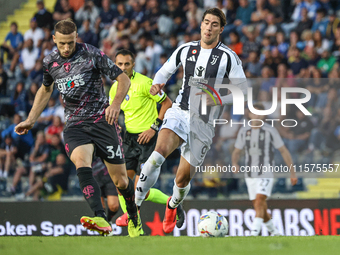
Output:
[151, 118, 163, 132]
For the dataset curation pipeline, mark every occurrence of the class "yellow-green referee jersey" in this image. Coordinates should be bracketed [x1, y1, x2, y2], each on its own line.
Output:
[109, 70, 167, 134]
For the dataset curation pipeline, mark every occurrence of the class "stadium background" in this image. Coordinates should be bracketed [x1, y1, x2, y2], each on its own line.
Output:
[0, 0, 340, 236]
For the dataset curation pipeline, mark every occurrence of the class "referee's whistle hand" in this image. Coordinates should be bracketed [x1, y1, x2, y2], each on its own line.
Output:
[105, 104, 119, 125]
[150, 83, 165, 96]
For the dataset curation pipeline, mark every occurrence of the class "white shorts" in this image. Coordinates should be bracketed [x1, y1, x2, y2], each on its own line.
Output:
[245, 177, 274, 201]
[161, 105, 214, 167]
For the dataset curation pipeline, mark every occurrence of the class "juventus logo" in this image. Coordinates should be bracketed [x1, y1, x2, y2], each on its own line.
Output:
[196, 66, 205, 77]
[210, 55, 219, 65]
[140, 173, 147, 182]
[136, 187, 143, 192]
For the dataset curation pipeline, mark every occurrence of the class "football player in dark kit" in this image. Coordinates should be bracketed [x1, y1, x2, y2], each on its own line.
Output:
[14, 19, 142, 237]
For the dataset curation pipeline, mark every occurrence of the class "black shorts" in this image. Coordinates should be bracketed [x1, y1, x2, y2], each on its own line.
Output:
[63, 121, 125, 164]
[123, 131, 157, 175]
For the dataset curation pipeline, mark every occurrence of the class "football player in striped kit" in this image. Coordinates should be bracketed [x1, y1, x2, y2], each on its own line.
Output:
[232, 103, 297, 236]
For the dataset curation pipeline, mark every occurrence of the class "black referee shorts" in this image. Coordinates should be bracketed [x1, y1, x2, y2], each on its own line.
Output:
[63, 121, 125, 165]
[123, 131, 157, 176]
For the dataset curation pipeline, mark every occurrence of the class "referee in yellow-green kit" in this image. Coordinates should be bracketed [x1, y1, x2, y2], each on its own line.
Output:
[109, 49, 183, 230]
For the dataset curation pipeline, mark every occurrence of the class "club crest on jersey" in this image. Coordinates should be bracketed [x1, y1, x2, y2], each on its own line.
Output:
[210, 55, 219, 65]
[192, 49, 197, 54]
[125, 94, 130, 101]
[63, 63, 71, 73]
[196, 66, 205, 77]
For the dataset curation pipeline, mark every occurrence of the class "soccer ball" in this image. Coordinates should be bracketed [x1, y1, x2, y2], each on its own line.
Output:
[198, 211, 228, 237]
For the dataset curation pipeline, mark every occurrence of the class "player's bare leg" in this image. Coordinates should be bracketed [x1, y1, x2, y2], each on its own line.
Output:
[135, 128, 182, 206]
[71, 144, 112, 235]
[251, 194, 279, 236]
[106, 195, 119, 223]
[104, 161, 141, 237]
[163, 156, 192, 233]
[262, 197, 280, 236]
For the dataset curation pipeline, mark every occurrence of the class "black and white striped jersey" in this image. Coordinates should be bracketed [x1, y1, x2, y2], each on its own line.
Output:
[153, 40, 247, 125]
[234, 123, 285, 177]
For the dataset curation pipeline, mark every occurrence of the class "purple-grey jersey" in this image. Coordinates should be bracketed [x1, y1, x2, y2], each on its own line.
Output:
[42, 43, 122, 128]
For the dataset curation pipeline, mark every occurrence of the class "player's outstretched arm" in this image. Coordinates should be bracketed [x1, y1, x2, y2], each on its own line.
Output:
[15, 84, 53, 135]
[278, 145, 298, 186]
[106, 72, 130, 125]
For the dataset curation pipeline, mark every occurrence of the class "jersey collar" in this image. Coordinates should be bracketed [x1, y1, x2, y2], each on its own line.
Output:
[131, 70, 136, 79]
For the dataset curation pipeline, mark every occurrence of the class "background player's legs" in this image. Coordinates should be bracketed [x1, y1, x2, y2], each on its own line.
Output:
[104, 162, 138, 220]
[117, 171, 168, 228]
[250, 194, 267, 236]
[106, 195, 119, 222]
[100, 193, 119, 223]
[71, 144, 107, 219]
[250, 194, 279, 236]
[135, 128, 183, 206]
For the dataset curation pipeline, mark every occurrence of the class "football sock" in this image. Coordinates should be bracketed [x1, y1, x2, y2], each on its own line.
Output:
[107, 209, 118, 223]
[251, 217, 263, 236]
[118, 194, 127, 213]
[3, 170, 8, 179]
[169, 180, 191, 209]
[145, 188, 169, 204]
[135, 151, 165, 206]
[118, 177, 137, 216]
[77, 167, 106, 220]
[264, 219, 279, 234]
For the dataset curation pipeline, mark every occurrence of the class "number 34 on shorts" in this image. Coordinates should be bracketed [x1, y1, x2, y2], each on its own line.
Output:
[106, 145, 123, 159]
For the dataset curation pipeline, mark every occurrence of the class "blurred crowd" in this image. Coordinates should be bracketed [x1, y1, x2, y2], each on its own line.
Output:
[1, 0, 340, 199]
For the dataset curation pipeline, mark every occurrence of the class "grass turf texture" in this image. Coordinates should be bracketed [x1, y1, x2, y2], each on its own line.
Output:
[0, 236, 338, 255]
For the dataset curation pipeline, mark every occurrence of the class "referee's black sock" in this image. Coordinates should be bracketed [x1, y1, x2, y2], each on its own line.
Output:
[118, 177, 137, 216]
[77, 167, 107, 220]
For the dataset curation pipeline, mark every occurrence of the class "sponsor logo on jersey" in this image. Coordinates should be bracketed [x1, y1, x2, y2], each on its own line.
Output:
[55, 73, 86, 92]
[63, 63, 71, 73]
[196, 66, 205, 77]
[52, 62, 59, 68]
[187, 56, 196, 62]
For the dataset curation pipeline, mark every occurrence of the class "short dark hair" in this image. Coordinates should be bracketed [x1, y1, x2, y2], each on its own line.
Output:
[202, 8, 226, 27]
[115, 49, 135, 62]
[54, 19, 77, 35]
[10, 22, 18, 28]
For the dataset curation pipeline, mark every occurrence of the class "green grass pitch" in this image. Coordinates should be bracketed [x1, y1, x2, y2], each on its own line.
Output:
[0, 236, 338, 255]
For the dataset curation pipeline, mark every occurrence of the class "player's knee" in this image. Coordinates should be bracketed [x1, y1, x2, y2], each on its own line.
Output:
[115, 178, 128, 190]
[74, 158, 91, 168]
[108, 203, 119, 212]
